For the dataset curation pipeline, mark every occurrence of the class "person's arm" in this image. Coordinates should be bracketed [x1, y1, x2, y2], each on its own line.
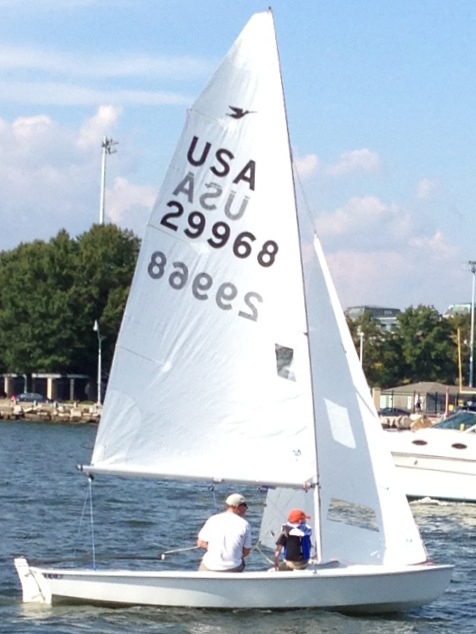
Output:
[274, 544, 283, 570]
[241, 523, 252, 559]
[197, 518, 210, 550]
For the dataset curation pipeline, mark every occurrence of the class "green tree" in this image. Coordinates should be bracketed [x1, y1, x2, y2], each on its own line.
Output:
[348, 312, 389, 386]
[446, 312, 471, 386]
[73, 224, 140, 376]
[347, 305, 461, 388]
[0, 225, 139, 381]
[386, 305, 457, 385]
[0, 231, 79, 373]
[376, 330, 408, 389]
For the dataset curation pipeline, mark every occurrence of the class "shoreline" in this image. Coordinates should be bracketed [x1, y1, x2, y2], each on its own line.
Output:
[0, 398, 100, 424]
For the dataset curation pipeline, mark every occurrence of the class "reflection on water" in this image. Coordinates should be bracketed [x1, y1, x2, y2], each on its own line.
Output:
[0, 421, 475, 633]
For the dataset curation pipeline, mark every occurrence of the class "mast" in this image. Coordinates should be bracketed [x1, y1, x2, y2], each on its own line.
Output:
[269, 8, 323, 558]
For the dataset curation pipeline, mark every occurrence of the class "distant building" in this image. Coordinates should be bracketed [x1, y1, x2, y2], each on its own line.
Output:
[345, 305, 401, 332]
[443, 303, 471, 317]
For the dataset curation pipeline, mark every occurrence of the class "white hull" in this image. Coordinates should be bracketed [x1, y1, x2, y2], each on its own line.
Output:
[15, 557, 451, 614]
[387, 429, 476, 502]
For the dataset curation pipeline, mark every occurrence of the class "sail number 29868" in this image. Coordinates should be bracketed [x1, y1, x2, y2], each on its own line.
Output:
[147, 251, 263, 322]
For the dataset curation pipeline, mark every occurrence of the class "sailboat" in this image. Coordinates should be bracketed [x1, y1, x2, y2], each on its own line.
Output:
[15, 10, 452, 613]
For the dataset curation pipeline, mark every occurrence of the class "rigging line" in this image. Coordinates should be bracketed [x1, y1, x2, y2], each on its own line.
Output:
[74, 478, 93, 557]
[293, 163, 316, 232]
[88, 476, 96, 570]
[160, 545, 200, 560]
[252, 542, 274, 565]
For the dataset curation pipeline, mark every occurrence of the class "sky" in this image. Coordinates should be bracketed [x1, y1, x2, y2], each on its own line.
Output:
[1, 0, 476, 313]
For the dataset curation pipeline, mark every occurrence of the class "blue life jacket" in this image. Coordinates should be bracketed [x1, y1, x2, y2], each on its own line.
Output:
[281, 522, 312, 560]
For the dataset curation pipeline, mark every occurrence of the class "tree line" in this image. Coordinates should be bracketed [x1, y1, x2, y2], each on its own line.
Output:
[0, 225, 470, 390]
[347, 305, 470, 388]
[0, 225, 140, 384]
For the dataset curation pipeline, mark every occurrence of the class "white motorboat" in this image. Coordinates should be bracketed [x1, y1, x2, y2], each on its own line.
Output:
[387, 409, 476, 502]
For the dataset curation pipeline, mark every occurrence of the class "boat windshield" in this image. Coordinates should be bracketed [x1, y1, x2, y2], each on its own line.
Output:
[434, 411, 476, 431]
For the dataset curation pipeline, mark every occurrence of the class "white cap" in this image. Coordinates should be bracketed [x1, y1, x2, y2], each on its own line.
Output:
[226, 493, 247, 507]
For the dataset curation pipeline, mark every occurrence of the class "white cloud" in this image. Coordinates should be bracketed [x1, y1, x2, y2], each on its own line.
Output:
[410, 230, 458, 258]
[0, 106, 164, 250]
[325, 149, 381, 177]
[11, 114, 53, 140]
[316, 192, 462, 311]
[293, 148, 381, 183]
[316, 195, 406, 239]
[0, 0, 101, 5]
[0, 81, 192, 107]
[327, 249, 412, 308]
[293, 148, 381, 181]
[0, 107, 131, 249]
[327, 242, 464, 312]
[77, 106, 122, 150]
[107, 176, 156, 235]
[0, 40, 211, 108]
[294, 153, 320, 180]
[0, 45, 212, 80]
[416, 178, 441, 201]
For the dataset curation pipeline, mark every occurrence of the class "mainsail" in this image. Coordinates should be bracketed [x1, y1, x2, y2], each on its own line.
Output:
[89, 12, 316, 487]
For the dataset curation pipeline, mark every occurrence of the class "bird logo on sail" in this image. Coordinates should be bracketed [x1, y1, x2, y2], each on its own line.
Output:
[227, 106, 255, 119]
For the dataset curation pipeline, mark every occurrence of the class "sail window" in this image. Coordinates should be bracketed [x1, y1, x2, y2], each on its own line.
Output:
[326, 498, 379, 532]
[324, 399, 356, 449]
[275, 344, 295, 381]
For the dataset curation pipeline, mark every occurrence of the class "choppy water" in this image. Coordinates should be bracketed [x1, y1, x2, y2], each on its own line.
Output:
[1, 421, 475, 633]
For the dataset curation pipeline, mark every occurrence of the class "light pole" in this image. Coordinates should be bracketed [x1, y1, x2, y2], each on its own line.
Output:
[93, 320, 102, 405]
[469, 261, 476, 387]
[99, 136, 118, 225]
[358, 329, 364, 366]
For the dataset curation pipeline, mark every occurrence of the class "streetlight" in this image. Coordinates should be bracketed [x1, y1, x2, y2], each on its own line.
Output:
[99, 136, 118, 225]
[93, 320, 102, 405]
[469, 261, 476, 387]
[357, 329, 364, 366]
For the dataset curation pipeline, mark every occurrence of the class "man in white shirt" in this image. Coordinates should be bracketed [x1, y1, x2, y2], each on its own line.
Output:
[197, 493, 252, 572]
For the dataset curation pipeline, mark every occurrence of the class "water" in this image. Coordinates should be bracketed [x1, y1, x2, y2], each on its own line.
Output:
[1, 421, 474, 633]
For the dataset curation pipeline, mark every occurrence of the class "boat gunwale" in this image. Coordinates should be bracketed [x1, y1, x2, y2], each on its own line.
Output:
[29, 562, 453, 580]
